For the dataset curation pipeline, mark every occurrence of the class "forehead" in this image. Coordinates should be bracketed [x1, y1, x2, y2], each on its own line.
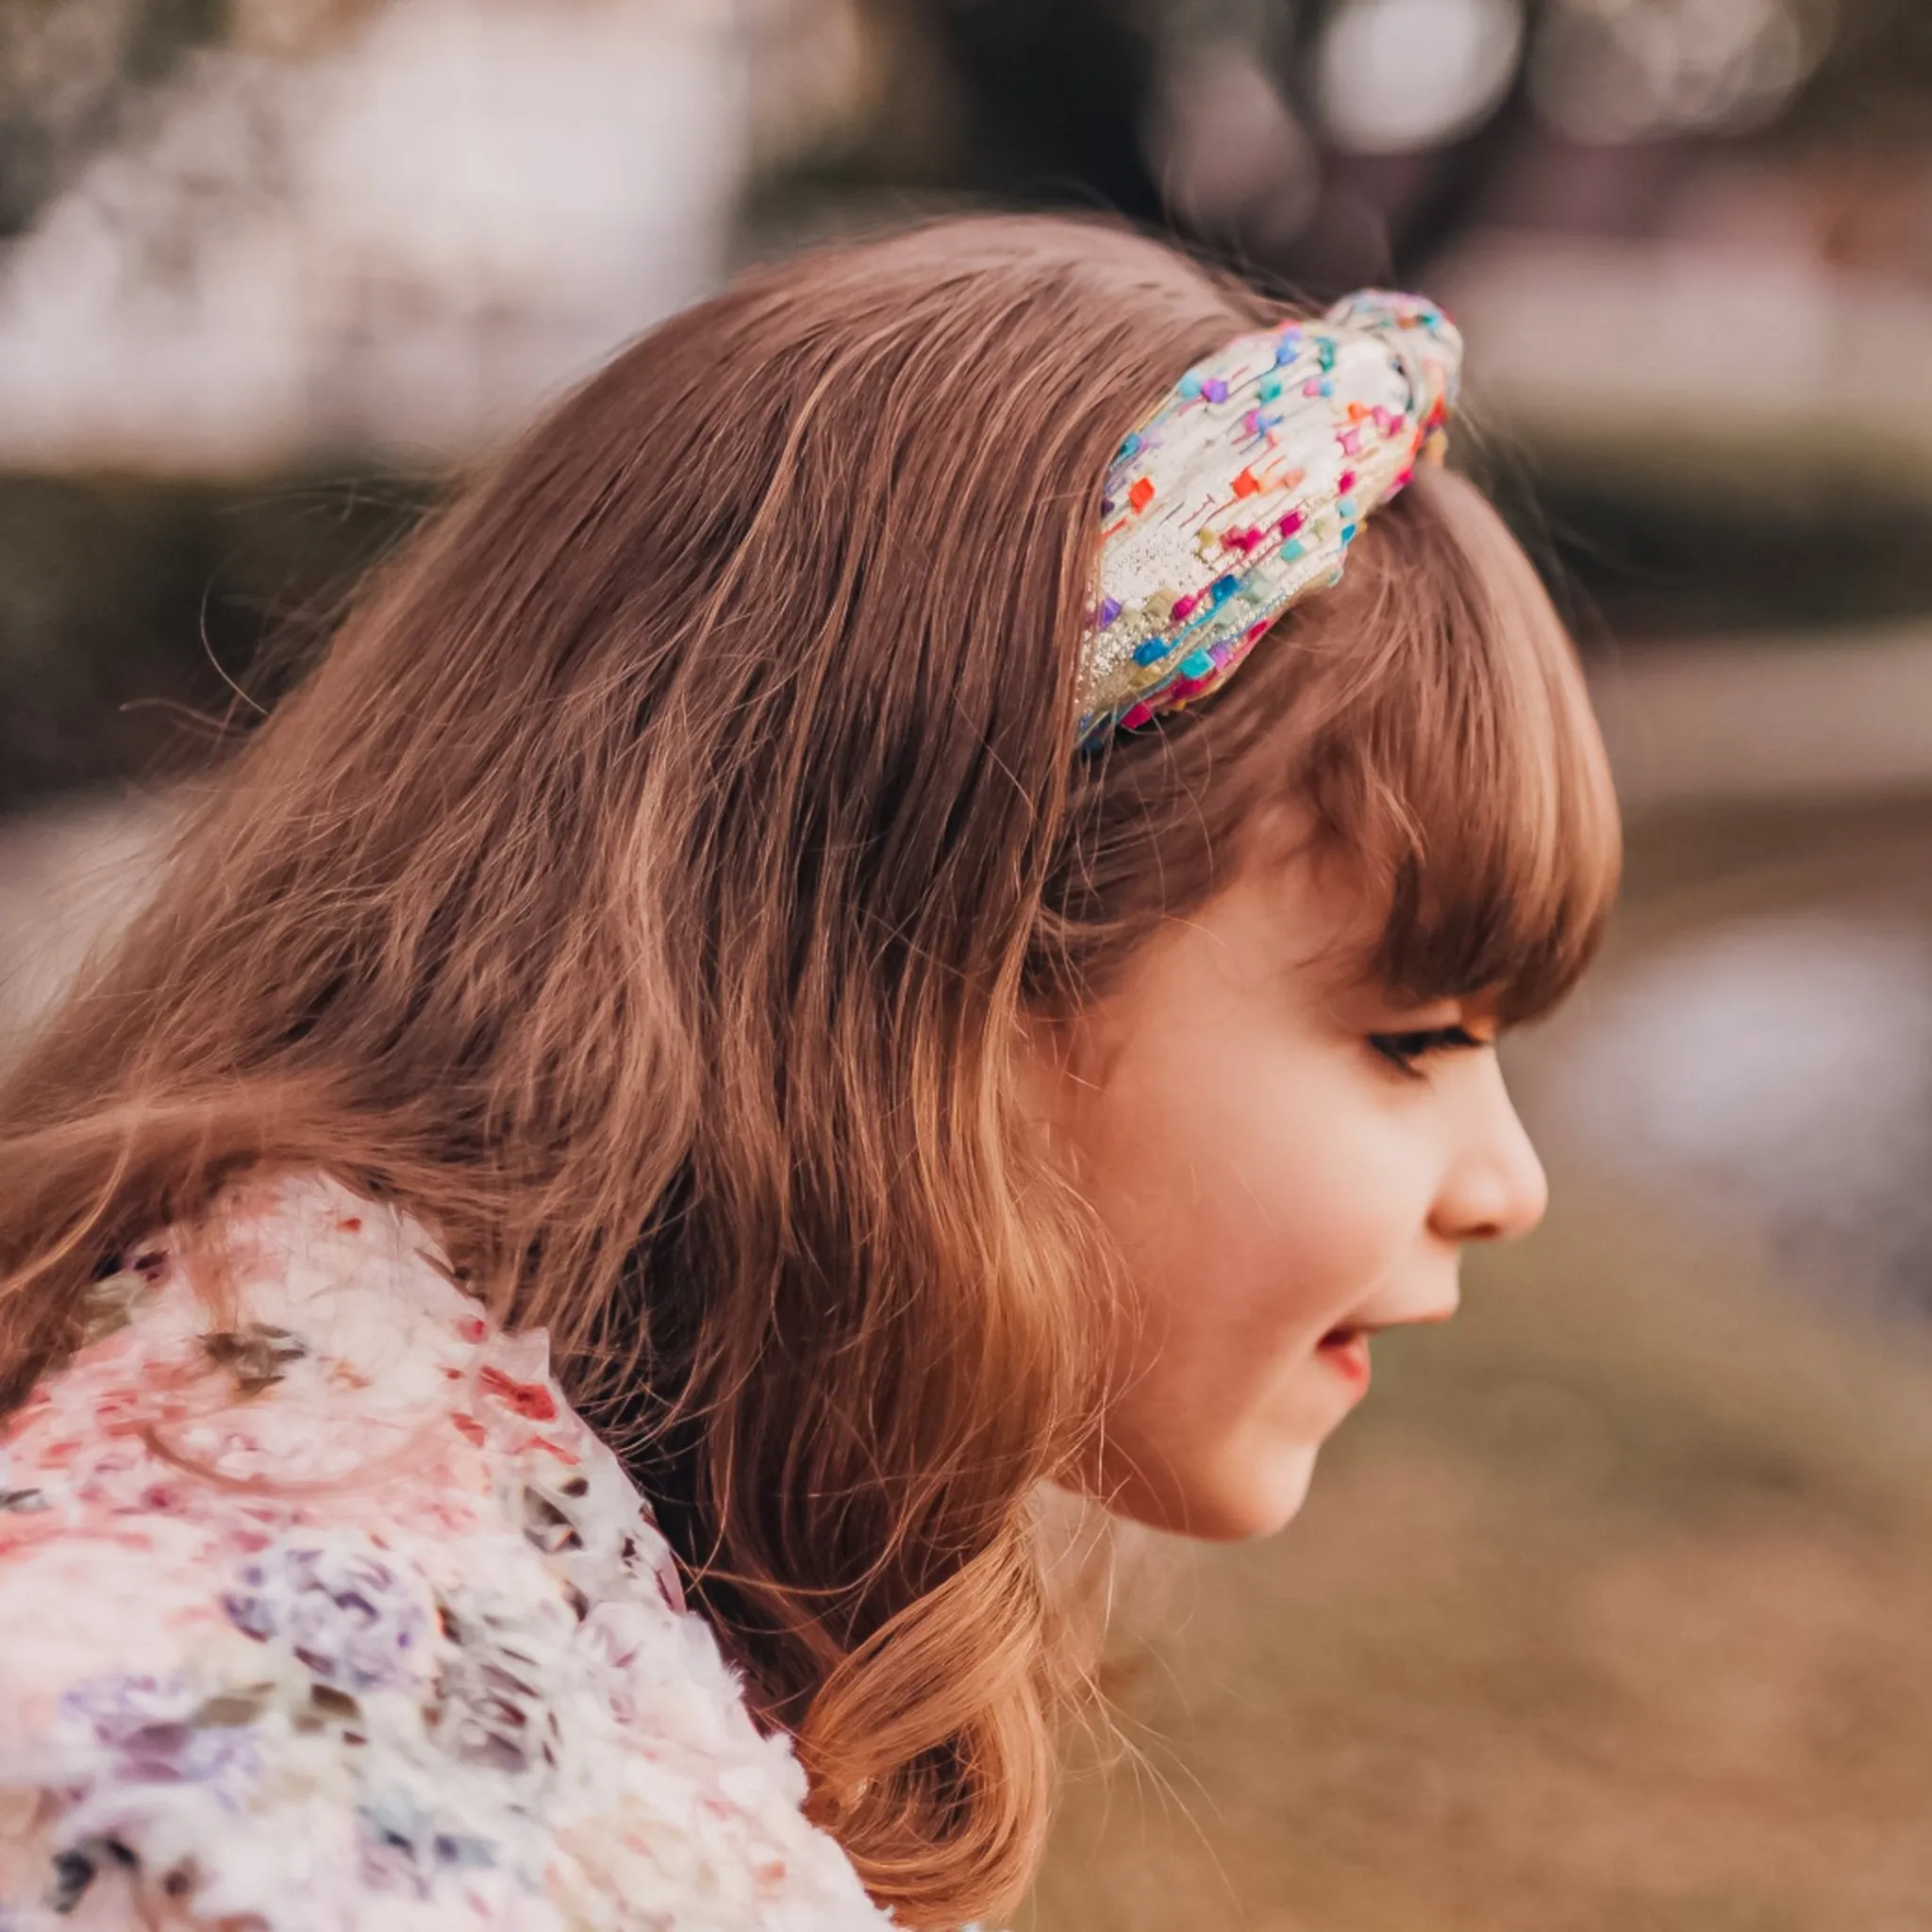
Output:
[1208, 808, 1381, 980]
[1214, 832, 1508, 1021]
[1256, 841, 1374, 962]
[1060, 830, 1487, 1095]
[1116, 829, 1387, 1007]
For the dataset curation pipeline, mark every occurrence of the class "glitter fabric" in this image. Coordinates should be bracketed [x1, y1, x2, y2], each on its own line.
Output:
[1078, 289, 1461, 746]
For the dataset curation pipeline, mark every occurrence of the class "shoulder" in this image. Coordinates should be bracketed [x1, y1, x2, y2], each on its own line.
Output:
[0, 1174, 886, 1931]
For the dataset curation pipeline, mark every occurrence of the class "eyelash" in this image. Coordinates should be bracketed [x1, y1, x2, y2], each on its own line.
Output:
[1369, 1024, 1484, 1074]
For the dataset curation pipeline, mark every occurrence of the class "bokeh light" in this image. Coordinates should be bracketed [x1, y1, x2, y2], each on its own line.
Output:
[1316, 0, 1524, 153]
[1532, 0, 1836, 142]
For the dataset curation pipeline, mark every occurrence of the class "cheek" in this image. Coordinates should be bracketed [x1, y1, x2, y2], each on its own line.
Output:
[1089, 1027, 1419, 1347]
[1073, 1020, 1429, 1533]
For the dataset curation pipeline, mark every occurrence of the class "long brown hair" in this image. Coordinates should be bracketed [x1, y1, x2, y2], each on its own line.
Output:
[0, 217, 1618, 1924]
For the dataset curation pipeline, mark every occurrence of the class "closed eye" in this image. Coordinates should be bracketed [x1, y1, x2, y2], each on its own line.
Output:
[1369, 1024, 1486, 1074]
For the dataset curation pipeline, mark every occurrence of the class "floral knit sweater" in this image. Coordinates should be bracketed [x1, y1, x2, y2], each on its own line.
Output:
[0, 1174, 889, 1932]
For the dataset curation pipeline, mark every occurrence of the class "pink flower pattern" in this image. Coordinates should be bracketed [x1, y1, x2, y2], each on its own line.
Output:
[0, 1174, 888, 1932]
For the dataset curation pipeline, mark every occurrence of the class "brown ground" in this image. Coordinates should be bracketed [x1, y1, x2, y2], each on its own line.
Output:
[1029, 1196, 1932, 1931]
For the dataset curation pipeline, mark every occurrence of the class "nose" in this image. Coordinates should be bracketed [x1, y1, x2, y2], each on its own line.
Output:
[1428, 1063, 1549, 1245]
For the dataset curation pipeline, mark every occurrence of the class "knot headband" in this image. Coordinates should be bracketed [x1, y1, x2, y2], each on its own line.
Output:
[1076, 289, 1462, 747]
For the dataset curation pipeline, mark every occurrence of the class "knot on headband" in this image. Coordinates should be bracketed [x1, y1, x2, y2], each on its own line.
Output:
[1077, 289, 1461, 747]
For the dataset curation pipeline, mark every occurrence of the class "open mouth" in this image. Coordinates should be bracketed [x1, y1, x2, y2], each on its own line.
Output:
[1316, 1324, 1373, 1390]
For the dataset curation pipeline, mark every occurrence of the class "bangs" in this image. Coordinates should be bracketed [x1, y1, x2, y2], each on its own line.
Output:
[1154, 464, 1623, 1024]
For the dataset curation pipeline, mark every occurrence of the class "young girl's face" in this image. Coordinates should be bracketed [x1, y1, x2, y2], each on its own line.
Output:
[1039, 836, 1550, 1541]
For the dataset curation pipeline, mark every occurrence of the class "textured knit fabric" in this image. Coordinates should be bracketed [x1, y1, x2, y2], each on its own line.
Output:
[0, 1173, 888, 1932]
[1077, 287, 1461, 744]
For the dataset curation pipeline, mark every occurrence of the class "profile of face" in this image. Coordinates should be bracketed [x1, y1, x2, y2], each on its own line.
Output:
[1032, 836, 1551, 1541]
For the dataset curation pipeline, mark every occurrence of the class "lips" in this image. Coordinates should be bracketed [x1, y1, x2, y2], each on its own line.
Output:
[1316, 1324, 1373, 1391]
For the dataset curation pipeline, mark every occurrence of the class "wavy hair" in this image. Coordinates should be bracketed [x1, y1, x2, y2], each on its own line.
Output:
[0, 217, 1618, 1924]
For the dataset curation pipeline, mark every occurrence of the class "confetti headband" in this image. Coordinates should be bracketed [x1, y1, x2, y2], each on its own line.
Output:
[1077, 289, 1462, 748]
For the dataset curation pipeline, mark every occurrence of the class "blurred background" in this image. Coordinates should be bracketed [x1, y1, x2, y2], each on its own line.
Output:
[5, 0, 1932, 1924]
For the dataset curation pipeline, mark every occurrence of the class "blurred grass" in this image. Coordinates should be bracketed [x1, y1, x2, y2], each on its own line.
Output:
[1028, 1191, 1932, 1931]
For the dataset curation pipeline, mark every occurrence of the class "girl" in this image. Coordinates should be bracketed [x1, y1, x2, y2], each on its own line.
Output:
[0, 217, 1618, 1930]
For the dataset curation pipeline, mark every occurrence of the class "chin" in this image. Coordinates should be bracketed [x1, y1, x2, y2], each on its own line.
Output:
[1092, 1437, 1328, 1541]
[1228, 1441, 1323, 1540]
[1157, 1441, 1324, 1543]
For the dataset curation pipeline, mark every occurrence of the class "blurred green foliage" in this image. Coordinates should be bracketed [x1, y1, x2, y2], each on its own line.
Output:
[0, 472, 422, 806]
